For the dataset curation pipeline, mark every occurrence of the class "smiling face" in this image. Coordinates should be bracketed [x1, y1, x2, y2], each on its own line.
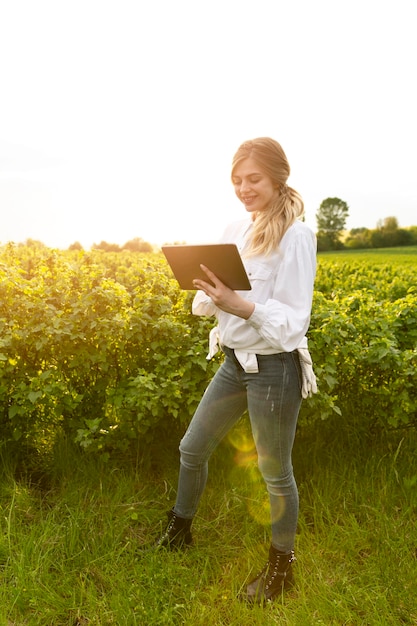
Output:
[231, 157, 279, 214]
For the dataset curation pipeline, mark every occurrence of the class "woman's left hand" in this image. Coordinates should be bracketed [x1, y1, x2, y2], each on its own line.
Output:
[193, 264, 255, 320]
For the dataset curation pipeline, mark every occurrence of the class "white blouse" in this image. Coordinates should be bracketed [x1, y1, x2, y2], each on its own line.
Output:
[192, 218, 317, 372]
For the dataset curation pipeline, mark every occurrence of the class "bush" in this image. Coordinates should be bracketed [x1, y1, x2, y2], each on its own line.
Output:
[0, 245, 218, 460]
[1, 244, 416, 466]
[301, 260, 417, 431]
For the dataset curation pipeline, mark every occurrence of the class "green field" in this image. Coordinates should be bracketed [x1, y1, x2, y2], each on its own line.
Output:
[0, 245, 416, 624]
[319, 245, 417, 263]
[1, 422, 416, 625]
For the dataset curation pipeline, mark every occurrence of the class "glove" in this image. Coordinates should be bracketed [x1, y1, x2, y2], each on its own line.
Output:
[207, 326, 220, 360]
[297, 347, 318, 399]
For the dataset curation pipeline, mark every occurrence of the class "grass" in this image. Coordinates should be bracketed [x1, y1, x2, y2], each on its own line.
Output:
[318, 245, 417, 264]
[0, 420, 416, 625]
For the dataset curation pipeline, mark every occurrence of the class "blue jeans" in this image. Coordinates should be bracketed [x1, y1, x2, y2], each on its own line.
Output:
[174, 346, 303, 552]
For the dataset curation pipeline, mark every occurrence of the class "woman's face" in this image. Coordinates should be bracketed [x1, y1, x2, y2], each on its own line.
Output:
[232, 157, 279, 214]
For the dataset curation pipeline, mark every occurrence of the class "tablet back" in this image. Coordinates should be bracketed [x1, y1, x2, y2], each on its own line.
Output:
[162, 244, 251, 290]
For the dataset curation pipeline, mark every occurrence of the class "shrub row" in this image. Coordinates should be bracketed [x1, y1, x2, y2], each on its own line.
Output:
[304, 260, 417, 430]
[0, 245, 218, 458]
[0, 244, 416, 461]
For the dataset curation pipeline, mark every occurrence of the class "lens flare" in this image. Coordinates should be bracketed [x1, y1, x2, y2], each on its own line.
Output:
[247, 490, 271, 526]
[227, 418, 286, 527]
[227, 421, 255, 454]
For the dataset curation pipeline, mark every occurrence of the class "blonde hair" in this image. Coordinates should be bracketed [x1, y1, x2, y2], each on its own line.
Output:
[231, 137, 304, 256]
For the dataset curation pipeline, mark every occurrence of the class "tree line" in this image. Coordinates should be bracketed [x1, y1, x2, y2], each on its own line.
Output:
[70, 237, 154, 253]
[316, 197, 417, 251]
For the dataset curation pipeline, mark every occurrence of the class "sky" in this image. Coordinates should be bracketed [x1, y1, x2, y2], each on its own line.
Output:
[1, 0, 416, 249]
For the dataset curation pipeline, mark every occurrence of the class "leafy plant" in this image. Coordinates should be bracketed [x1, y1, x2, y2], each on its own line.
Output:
[1, 243, 416, 464]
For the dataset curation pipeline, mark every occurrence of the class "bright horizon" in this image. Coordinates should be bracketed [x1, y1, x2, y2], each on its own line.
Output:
[1, 0, 416, 250]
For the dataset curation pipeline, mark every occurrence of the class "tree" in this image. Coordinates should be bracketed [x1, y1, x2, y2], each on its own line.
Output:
[68, 241, 84, 251]
[316, 197, 349, 250]
[372, 216, 414, 248]
[20, 238, 47, 249]
[378, 216, 399, 232]
[92, 241, 121, 252]
[406, 226, 417, 245]
[344, 227, 372, 249]
[122, 237, 153, 253]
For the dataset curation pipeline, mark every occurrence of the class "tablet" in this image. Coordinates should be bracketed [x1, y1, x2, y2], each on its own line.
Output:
[162, 244, 252, 290]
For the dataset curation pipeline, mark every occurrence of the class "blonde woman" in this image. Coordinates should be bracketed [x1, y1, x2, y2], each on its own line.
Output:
[155, 137, 317, 604]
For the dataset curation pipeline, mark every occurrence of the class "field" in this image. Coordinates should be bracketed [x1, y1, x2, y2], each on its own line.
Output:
[319, 245, 417, 263]
[0, 246, 416, 625]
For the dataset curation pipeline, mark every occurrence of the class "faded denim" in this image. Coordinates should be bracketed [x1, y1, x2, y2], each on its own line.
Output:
[174, 346, 303, 552]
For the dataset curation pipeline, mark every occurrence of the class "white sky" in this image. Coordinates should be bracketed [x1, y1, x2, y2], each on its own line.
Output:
[1, 0, 416, 249]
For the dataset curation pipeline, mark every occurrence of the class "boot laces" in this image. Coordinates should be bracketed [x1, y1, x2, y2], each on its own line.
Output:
[264, 551, 295, 591]
[155, 513, 177, 545]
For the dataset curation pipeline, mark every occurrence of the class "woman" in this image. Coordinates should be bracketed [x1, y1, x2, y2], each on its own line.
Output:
[155, 137, 317, 604]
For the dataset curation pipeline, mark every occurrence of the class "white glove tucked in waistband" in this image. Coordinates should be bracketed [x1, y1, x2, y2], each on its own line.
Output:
[297, 347, 318, 399]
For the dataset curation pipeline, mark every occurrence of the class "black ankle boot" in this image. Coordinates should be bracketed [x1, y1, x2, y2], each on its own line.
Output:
[245, 545, 296, 604]
[154, 508, 193, 550]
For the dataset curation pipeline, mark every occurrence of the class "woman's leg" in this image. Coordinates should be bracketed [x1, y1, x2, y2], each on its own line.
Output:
[174, 352, 248, 519]
[246, 351, 302, 552]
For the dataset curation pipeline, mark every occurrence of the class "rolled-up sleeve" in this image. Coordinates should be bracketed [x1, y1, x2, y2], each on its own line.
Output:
[192, 290, 218, 317]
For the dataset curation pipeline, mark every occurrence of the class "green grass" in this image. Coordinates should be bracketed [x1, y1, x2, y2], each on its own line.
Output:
[318, 245, 417, 264]
[1, 422, 416, 625]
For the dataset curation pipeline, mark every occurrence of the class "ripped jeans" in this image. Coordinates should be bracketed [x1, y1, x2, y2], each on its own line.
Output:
[174, 346, 303, 552]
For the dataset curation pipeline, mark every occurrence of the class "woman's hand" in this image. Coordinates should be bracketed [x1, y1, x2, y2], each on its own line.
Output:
[193, 265, 255, 320]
